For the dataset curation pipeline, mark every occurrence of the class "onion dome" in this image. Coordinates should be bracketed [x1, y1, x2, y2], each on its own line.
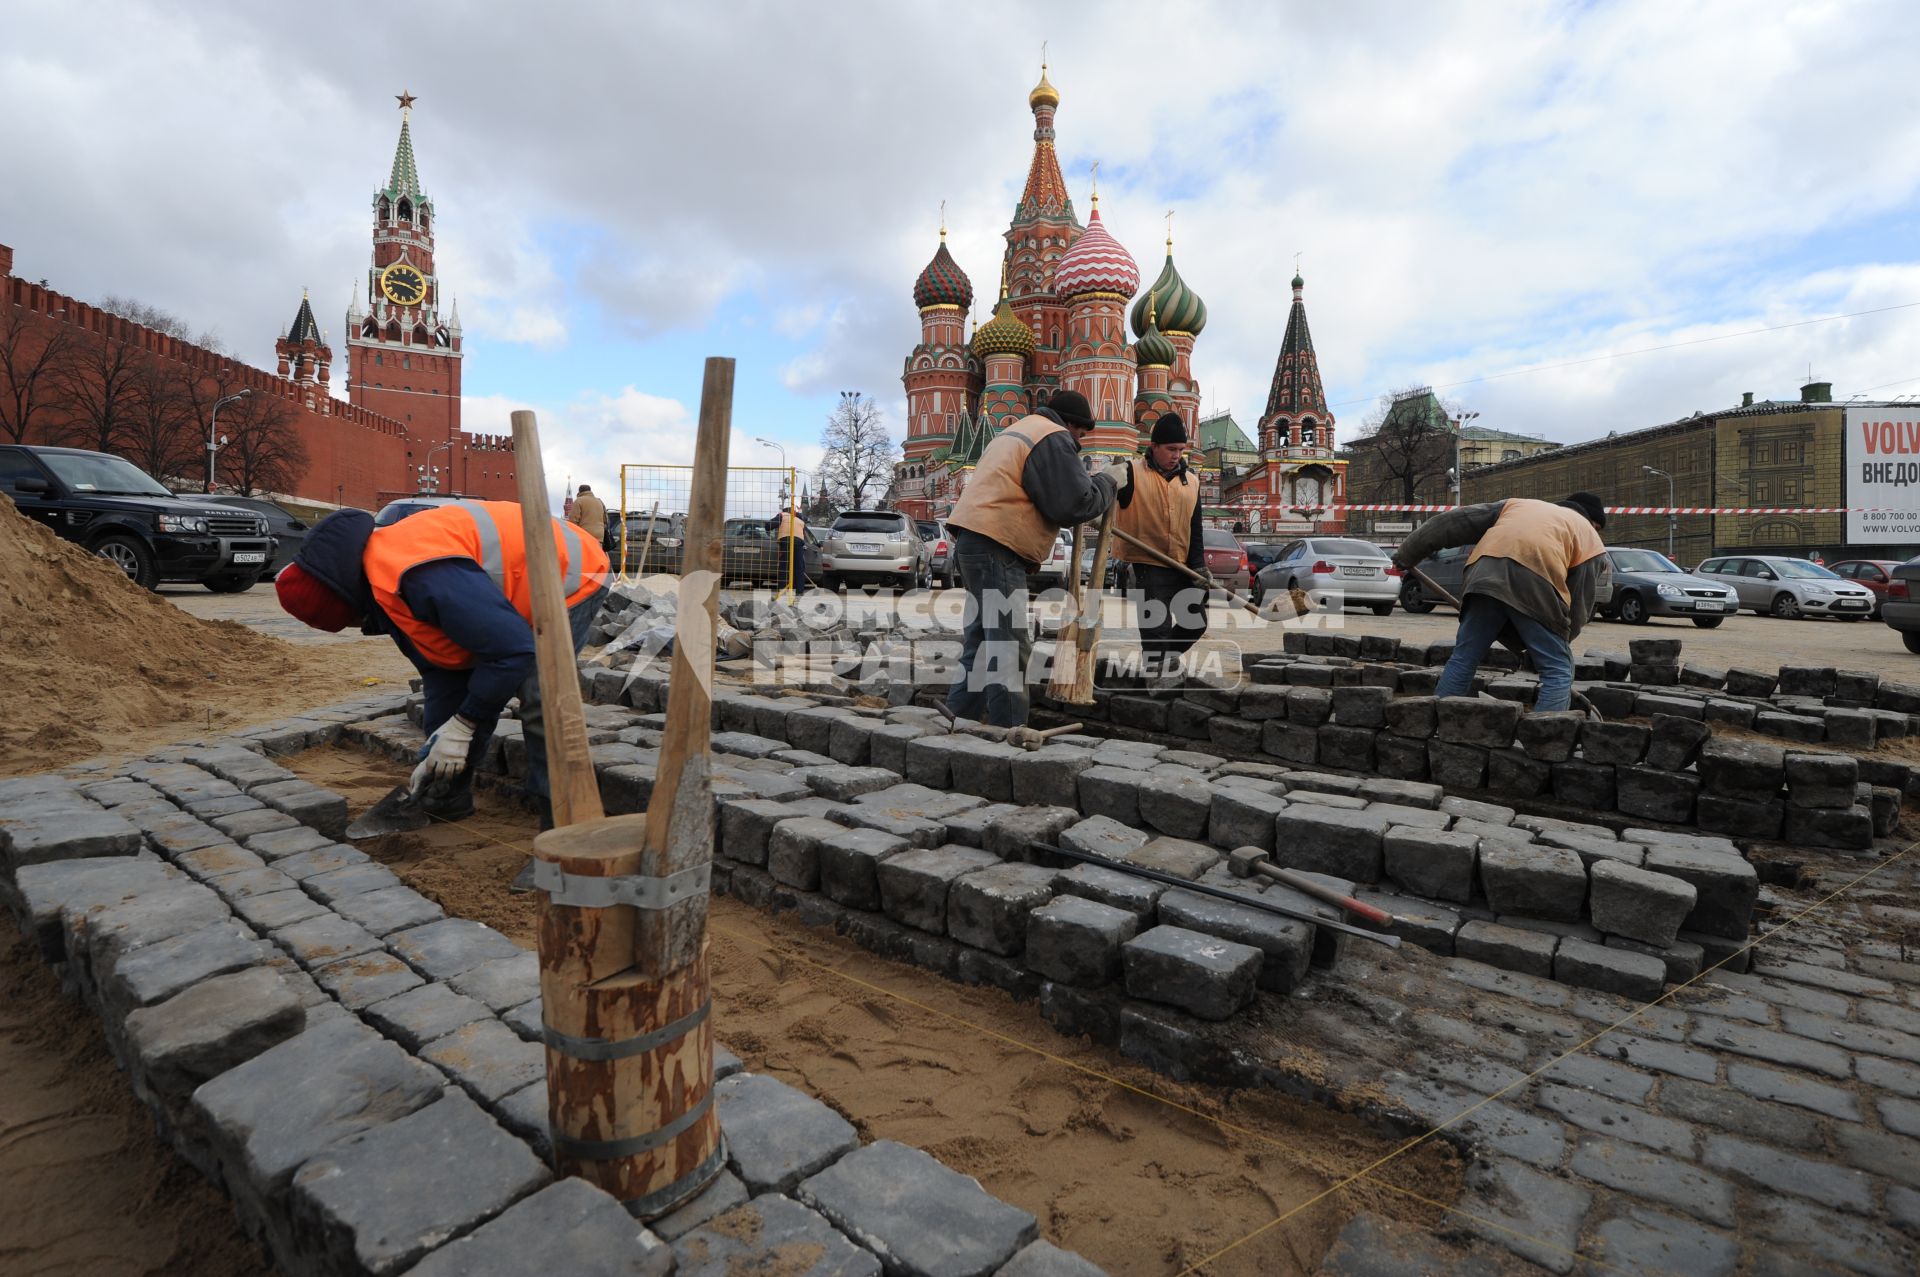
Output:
[1131, 249, 1207, 338]
[1133, 292, 1176, 368]
[972, 281, 1036, 360]
[1053, 204, 1138, 299]
[1029, 62, 1059, 110]
[912, 235, 973, 311]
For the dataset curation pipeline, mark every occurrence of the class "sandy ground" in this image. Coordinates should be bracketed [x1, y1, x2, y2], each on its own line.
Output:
[0, 923, 271, 1277]
[288, 745, 1463, 1275]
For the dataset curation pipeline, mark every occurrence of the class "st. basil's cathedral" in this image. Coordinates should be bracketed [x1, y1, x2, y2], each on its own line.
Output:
[892, 64, 1348, 534]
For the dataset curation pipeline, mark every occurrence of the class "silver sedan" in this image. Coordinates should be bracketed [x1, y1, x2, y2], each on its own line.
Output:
[1253, 537, 1400, 614]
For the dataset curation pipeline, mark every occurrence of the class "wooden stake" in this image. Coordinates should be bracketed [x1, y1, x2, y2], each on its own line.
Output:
[515, 378, 730, 1217]
[1046, 519, 1093, 701]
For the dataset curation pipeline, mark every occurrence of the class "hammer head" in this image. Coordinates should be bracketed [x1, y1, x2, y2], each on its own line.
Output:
[1227, 846, 1269, 879]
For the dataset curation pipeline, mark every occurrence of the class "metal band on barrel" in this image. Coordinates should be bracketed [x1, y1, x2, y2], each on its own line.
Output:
[530, 859, 710, 911]
[543, 1000, 710, 1062]
[551, 1088, 715, 1161]
[621, 1139, 730, 1220]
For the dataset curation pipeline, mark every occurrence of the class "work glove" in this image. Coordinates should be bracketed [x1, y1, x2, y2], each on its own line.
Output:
[411, 715, 477, 790]
[1098, 458, 1133, 503]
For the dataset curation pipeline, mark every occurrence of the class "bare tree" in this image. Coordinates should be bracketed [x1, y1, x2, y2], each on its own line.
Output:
[816, 392, 898, 510]
[1346, 385, 1458, 504]
[98, 294, 221, 350]
[120, 358, 201, 483]
[218, 392, 307, 495]
[0, 303, 76, 443]
[55, 326, 149, 454]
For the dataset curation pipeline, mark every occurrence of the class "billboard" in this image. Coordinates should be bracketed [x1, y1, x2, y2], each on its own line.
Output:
[1846, 406, 1920, 543]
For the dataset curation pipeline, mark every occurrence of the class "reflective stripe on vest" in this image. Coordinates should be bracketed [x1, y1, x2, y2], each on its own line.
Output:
[1112, 459, 1199, 565]
[946, 416, 1069, 565]
[364, 501, 610, 669]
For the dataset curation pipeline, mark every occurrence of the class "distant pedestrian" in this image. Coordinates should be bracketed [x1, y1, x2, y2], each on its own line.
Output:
[1393, 492, 1610, 713]
[1809, 549, 1826, 566]
[569, 484, 607, 546]
[768, 506, 809, 593]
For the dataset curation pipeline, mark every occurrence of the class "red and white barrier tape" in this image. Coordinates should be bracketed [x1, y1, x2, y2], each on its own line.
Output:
[1207, 502, 1877, 516]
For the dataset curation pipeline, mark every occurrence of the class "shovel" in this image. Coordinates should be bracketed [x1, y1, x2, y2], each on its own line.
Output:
[343, 777, 433, 839]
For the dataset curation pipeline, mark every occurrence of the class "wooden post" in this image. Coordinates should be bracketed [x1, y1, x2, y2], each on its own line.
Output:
[516, 378, 731, 1217]
[1045, 520, 1092, 701]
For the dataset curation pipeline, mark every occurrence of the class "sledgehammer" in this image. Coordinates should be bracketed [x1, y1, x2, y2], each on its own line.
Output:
[1227, 846, 1395, 927]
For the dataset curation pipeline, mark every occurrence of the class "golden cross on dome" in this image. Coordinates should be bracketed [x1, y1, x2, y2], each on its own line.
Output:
[1089, 159, 1099, 205]
[1041, 40, 1047, 71]
[1295, 251, 1303, 273]
[939, 199, 947, 240]
[396, 90, 417, 113]
[1166, 210, 1175, 252]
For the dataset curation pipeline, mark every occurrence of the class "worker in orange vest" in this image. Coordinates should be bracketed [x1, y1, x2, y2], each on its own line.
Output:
[945, 389, 1118, 726]
[1112, 413, 1207, 673]
[274, 500, 610, 827]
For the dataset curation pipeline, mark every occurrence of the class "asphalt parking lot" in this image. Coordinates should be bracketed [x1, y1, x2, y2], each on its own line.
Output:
[165, 580, 1920, 682]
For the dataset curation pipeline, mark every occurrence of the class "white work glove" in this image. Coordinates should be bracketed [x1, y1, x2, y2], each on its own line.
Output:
[411, 715, 476, 790]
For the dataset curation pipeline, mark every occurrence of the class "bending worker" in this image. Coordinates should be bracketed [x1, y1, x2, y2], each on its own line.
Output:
[1112, 412, 1207, 673]
[1392, 492, 1609, 713]
[944, 388, 1118, 727]
[568, 482, 608, 551]
[767, 504, 808, 593]
[274, 500, 610, 827]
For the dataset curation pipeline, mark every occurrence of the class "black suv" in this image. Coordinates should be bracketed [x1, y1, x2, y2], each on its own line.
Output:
[0, 445, 276, 592]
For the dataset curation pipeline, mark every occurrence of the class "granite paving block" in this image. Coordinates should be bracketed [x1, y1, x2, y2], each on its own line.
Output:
[1569, 1137, 1734, 1226]
[876, 845, 1001, 934]
[1382, 826, 1477, 903]
[1010, 746, 1095, 809]
[674, 1193, 878, 1277]
[1155, 887, 1313, 993]
[717, 1071, 859, 1194]
[1784, 751, 1859, 809]
[1615, 765, 1700, 824]
[1260, 721, 1320, 765]
[1607, 935, 1705, 984]
[314, 948, 426, 1010]
[271, 913, 382, 971]
[766, 815, 846, 891]
[984, 805, 1080, 863]
[1729, 1061, 1862, 1120]
[817, 825, 913, 910]
[1452, 1158, 1591, 1274]
[210, 865, 301, 901]
[272, 844, 370, 882]
[1690, 1019, 1852, 1078]
[0, 806, 144, 866]
[1588, 859, 1697, 947]
[1121, 924, 1261, 1020]
[1137, 774, 1214, 840]
[250, 780, 350, 838]
[797, 1139, 1035, 1277]
[1478, 844, 1586, 921]
[1372, 735, 1431, 779]
[1124, 835, 1220, 880]
[193, 1017, 445, 1242]
[1435, 698, 1522, 748]
[1782, 804, 1875, 851]
[1697, 738, 1787, 801]
[1050, 863, 1163, 920]
[1427, 739, 1488, 789]
[101, 917, 273, 1016]
[421, 1017, 546, 1105]
[1455, 920, 1556, 977]
[1023, 895, 1139, 988]
[1553, 937, 1667, 1001]
[940, 802, 1022, 849]
[1318, 1213, 1500, 1277]
[289, 1090, 549, 1276]
[1384, 695, 1438, 739]
[76, 879, 233, 990]
[717, 798, 799, 865]
[1704, 1134, 1873, 1214]
[124, 965, 305, 1112]
[1516, 710, 1584, 763]
[1271, 805, 1390, 882]
[175, 842, 268, 882]
[1579, 720, 1649, 765]
[208, 806, 300, 841]
[447, 950, 541, 1014]
[361, 982, 493, 1050]
[649, 1168, 749, 1242]
[388, 917, 523, 982]
[1645, 714, 1713, 770]
[1207, 787, 1288, 852]
[1643, 846, 1757, 941]
[947, 862, 1056, 956]
[1753, 1198, 1914, 1277]
[304, 861, 406, 903]
[403, 1172, 674, 1277]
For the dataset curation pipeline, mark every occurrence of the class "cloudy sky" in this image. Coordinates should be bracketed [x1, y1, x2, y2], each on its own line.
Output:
[5, 0, 1918, 511]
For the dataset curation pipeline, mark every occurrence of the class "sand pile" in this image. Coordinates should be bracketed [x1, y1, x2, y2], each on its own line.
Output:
[0, 493, 388, 773]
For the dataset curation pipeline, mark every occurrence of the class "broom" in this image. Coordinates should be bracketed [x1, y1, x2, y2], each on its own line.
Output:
[1046, 517, 1094, 703]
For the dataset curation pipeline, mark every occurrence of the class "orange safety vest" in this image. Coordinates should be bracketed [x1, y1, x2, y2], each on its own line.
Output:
[1111, 458, 1200, 565]
[1467, 498, 1606, 605]
[771, 510, 806, 540]
[947, 415, 1071, 565]
[363, 500, 609, 669]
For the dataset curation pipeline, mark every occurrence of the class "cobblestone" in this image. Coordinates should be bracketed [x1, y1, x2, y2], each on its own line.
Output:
[1568, 1137, 1735, 1226]
[1703, 1134, 1874, 1214]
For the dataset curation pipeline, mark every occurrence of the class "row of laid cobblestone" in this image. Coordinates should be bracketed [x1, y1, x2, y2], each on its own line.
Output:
[0, 696, 1099, 1277]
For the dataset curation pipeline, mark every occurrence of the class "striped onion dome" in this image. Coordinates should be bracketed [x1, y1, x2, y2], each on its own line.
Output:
[912, 238, 973, 311]
[1052, 206, 1138, 299]
[971, 291, 1035, 359]
[1133, 298, 1176, 368]
[1131, 251, 1207, 337]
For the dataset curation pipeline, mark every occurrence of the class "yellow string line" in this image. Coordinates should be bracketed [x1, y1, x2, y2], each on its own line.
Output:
[287, 738, 1913, 1275]
[1172, 837, 1917, 1275]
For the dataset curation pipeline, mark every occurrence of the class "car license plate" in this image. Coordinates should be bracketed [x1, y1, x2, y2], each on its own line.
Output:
[1340, 566, 1379, 577]
[232, 552, 265, 564]
[849, 543, 883, 555]
[1696, 600, 1725, 611]
[1836, 599, 1866, 609]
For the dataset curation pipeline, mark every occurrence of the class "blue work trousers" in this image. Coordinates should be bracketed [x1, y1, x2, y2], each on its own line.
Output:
[943, 528, 1034, 728]
[1434, 594, 1575, 713]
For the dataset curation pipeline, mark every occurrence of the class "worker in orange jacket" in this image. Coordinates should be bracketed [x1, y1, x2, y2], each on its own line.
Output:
[275, 500, 609, 827]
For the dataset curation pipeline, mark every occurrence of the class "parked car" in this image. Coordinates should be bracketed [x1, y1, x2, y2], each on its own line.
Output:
[177, 494, 308, 578]
[1880, 557, 1920, 652]
[613, 510, 687, 574]
[1601, 547, 1739, 628]
[1258, 536, 1398, 614]
[0, 444, 275, 592]
[820, 510, 926, 591]
[1694, 555, 1876, 620]
[1200, 528, 1252, 596]
[1829, 559, 1907, 617]
[374, 492, 471, 526]
[1242, 541, 1286, 575]
[1029, 530, 1075, 590]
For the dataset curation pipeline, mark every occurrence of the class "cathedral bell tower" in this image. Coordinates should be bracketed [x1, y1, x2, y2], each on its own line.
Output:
[346, 92, 463, 447]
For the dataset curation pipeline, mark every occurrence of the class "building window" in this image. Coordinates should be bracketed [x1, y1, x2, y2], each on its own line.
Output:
[375, 353, 382, 366]
[1756, 480, 1771, 502]
[402, 356, 410, 370]
[1782, 479, 1798, 502]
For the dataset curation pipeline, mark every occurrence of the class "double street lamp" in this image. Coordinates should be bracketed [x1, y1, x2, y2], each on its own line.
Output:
[205, 389, 252, 493]
[1643, 465, 1676, 560]
[1451, 411, 1480, 505]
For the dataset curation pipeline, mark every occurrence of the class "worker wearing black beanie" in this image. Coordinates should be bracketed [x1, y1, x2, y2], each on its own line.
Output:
[1110, 412, 1208, 673]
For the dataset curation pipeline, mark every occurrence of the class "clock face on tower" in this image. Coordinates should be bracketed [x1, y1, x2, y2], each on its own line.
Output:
[380, 262, 427, 306]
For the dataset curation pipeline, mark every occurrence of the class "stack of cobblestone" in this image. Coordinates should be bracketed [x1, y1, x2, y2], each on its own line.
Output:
[1, 697, 1100, 1277]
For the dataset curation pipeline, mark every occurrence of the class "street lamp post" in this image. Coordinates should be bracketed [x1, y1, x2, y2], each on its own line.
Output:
[205, 389, 252, 493]
[1644, 465, 1676, 560]
[1450, 411, 1481, 506]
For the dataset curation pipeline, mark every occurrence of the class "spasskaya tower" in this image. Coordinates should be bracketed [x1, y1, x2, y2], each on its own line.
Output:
[345, 91, 463, 448]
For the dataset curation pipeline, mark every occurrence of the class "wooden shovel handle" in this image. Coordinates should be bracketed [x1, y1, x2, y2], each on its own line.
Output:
[1112, 527, 1263, 617]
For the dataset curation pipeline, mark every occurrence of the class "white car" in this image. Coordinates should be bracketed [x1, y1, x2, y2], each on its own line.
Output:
[1029, 531, 1074, 589]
